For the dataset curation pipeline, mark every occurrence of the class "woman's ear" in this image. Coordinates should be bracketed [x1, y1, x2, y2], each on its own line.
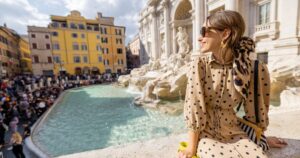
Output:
[222, 29, 231, 41]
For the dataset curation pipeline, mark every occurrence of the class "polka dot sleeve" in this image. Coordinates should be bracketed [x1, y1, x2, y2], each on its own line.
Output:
[244, 62, 270, 131]
[184, 57, 207, 133]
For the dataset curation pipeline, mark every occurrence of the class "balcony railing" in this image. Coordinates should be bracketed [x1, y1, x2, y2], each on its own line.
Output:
[254, 21, 279, 40]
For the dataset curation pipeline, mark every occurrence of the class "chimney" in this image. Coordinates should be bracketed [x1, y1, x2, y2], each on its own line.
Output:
[3, 23, 7, 27]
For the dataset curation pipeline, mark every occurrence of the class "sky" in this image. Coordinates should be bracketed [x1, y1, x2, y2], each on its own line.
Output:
[0, 0, 147, 43]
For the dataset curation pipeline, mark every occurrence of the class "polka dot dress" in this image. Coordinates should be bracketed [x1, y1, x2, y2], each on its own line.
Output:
[184, 55, 270, 157]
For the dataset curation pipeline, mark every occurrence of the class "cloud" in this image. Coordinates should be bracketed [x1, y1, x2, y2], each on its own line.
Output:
[0, 0, 50, 34]
[0, 0, 147, 43]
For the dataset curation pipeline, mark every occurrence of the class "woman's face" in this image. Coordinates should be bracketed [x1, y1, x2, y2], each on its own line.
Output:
[198, 22, 223, 53]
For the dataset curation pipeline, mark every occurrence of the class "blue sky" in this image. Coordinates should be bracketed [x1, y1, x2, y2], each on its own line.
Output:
[0, 0, 147, 43]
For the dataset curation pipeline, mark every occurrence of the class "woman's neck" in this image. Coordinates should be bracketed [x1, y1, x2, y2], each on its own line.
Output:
[212, 48, 233, 64]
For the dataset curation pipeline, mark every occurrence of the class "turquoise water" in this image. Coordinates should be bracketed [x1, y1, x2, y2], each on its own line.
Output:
[33, 85, 186, 157]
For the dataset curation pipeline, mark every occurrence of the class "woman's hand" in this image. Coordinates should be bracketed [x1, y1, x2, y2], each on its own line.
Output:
[267, 136, 288, 148]
[178, 147, 196, 158]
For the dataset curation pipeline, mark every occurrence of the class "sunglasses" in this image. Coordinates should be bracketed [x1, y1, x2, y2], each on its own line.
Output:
[200, 27, 224, 37]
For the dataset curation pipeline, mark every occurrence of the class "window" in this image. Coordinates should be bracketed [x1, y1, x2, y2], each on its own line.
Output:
[96, 45, 101, 52]
[258, 2, 271, 25]
[81, 43, 88, 51]
[6, 50, 11, 57]
[116, 38, 122, 44]
[32, 43, 37, 49]
[31, 34, 36, 38]
[48, 56, 52, 63]
[257, 52, 268, 64]
[53, 56, 61, 63]
[62, 22, 67, 28]
[45, 35, 49, 39]
[115, 29, 122, 35]
[73, 43, 79, 50]
[101, 27, 107, 34]
[103, 48, 109, 54]
[81, 34, 85, 38]
[83, 56, 88, 63]
[33, 55, 39, 63]
[70, 23, 77, 29]
[101, 37, 108, 43]
[117, 69, 122, 74]
[51, 22, 59, 28]
[105, 69, 111, 73]
[53, 43, 60, 50]
[117, 48, 123, 54]
[74, 56, 80, 63]
[94, 26, 99, 31]
[46, 44, 51, 50]
[96, 35, 100, 39]
[78, 24, 85, 30]
[87, 25, 92, 30]
[104, 59, 110, 65]
[98, 56, 102, 62]
[121, 59, 124, 65]
[72, 33, 78, 38]
[52, 32, 58, 36]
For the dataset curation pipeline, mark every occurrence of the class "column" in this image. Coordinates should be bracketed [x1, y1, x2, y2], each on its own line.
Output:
[225, 0, 238, 11]
[270, 0, 277, 22]
[150, 8, 159, 60]
[163, 0, 171, 56]
[172, 23, 177, 54]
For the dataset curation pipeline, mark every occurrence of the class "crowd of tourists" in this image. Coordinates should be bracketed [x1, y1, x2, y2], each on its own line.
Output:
[0, 73, 118, 158]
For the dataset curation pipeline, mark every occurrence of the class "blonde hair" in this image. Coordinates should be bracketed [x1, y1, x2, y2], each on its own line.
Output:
[207, 10, 245, 49]
[12, 132, 23, 144]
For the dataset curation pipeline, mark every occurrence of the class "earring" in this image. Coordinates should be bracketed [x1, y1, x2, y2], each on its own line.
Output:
[220, 40, 225, 49]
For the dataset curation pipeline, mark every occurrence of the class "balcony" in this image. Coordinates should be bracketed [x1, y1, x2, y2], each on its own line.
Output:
[254, 21, 279, 40]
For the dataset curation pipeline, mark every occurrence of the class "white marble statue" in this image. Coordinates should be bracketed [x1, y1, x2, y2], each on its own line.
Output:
[160, 35, 167, 59]
[176, 27, 190, 56]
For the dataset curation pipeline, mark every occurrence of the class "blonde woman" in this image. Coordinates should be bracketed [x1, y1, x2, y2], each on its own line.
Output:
[10, 131, 25, 158]
[179, 10, 286, 158]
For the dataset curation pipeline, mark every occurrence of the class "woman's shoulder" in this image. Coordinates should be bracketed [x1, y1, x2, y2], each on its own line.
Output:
[190, 54, 210, 66]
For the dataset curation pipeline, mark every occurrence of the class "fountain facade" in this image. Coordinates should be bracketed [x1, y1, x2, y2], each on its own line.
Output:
[119, 0, 300, 112]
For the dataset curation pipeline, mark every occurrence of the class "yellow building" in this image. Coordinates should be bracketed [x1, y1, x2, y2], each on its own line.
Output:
[19, 36, 32, 73]
[49, 10, 126, 75]
[0, 25, 21, 77]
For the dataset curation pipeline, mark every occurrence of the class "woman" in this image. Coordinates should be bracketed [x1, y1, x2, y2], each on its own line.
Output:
[10, 131, 26, 158]
[179, 10, 286, 158]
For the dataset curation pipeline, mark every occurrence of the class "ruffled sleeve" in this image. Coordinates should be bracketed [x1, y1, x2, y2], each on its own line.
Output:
[244, 62, 270, 131]
[184, 57, 207, 133]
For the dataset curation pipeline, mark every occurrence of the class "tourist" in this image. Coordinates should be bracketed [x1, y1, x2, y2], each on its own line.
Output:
[9, 131, 26, 158]
[179, 10, 287, 158]
[0, 121, 8, 147]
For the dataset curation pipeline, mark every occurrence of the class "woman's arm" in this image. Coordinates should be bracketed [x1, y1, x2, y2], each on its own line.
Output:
[180, 57, 206, 158]
[187, 130, 200, 155]
[179, 131, 200, 158]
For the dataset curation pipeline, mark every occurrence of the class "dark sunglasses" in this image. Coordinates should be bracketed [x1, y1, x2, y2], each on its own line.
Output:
[200, 27, 224, 37]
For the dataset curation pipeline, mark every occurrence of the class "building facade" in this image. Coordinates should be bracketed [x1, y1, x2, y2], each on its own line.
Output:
[127, 34, 142, 69]
[0, 25, 21, 77]
[28, 26, 54, 76]
[19, 36, 32, 73]
[48, 10, 126, 75]
[139, 0, 300, 64]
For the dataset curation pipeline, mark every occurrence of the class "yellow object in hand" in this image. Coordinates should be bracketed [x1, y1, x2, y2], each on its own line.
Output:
[178, 142, 200, 158]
